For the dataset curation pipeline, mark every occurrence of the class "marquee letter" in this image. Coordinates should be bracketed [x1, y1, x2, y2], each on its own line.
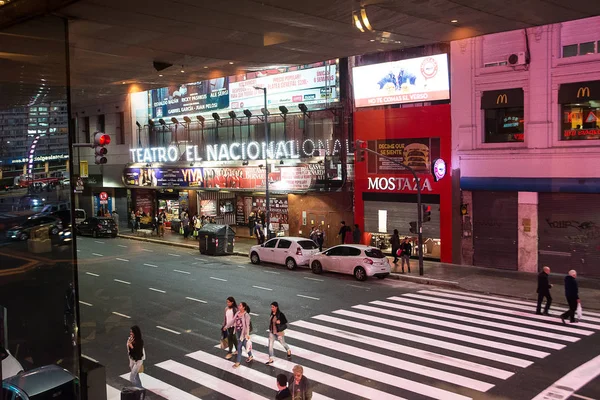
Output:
[143, 148, 152, 164]
[167, 146, 178, 162]
[218, 144, 230, 161]
[185, 146, 194, 161]
[230, 143, 241, 160]
[247, 142, 260, 160]
[129, 149, 137, 163]
[157, 148, 167, 162]
[206, 144, 218, 161]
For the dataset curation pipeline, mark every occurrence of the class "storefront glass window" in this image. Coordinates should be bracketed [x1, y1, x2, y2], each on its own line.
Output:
[579, 41, 595, 55]
[561, 101, 600, 140]
[484, 107, 525, 143]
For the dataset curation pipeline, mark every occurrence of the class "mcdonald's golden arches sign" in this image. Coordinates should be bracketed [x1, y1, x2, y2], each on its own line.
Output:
[481, 88, 524, 109]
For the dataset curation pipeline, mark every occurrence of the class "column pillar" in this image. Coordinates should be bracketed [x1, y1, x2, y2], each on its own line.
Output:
[518, 192, 538, 272]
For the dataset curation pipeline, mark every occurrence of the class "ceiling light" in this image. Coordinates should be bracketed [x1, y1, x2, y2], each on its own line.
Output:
[181, 69, 185, 73]
[159, 74, 163, 77]
[370, 39, 375, 42]
[122, 82, 126, 84]
[229, 61, 234, 65]
[451, 19, 458, 23]
[360, 8, 373, 31]
[204, 66, 208, 69]
[353, 13, 364, 32]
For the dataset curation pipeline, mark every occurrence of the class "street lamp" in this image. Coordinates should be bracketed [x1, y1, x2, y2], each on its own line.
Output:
[254, 86, 270, 238]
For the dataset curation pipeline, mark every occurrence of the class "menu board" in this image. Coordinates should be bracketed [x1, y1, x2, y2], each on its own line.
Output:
[367, 138, 441, 174]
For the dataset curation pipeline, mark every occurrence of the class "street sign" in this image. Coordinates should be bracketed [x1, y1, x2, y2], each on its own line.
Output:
[80, 160, 89, 178]
[99, 192, 108, 201]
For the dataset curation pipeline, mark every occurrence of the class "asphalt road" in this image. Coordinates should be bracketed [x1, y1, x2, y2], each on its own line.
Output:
[75, 236, 600, 400]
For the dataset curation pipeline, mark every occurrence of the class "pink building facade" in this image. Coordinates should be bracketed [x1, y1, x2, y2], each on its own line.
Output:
[451, 16, 600, 277]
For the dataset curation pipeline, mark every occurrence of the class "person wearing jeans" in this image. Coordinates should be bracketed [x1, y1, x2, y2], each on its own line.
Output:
[225, 302, 253, 368]
[222, 296, 238, 359]
[127, 325, 144, 388]
[266, 301, 291, 364]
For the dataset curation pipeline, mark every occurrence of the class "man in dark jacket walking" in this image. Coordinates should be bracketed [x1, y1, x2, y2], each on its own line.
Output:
[275, 373, 291, 400]
[560, 269, 580, 324]
[536, 266, 553, 315]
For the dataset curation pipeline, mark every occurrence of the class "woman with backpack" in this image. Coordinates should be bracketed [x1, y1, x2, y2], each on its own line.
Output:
[265, 301, 292, 365]
[225, 301, 253, 368]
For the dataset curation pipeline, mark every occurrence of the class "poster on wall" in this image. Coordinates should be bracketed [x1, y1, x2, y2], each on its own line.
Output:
[219, 199, 234, 215]
[367, 138, 441, 174]
[123, 164, 332, 191]
[236, 196, 246, 225]
[150, 78, 230, 119]
[352, 54, 450, 108]
[200, 199, 217, 216]
[135, 190, 154, 215]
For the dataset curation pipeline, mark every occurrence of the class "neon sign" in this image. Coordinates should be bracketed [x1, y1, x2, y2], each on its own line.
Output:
[129, 139, 347, 163]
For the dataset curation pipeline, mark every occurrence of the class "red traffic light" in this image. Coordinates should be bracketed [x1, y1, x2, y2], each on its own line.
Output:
[356, 140, 368, 149]
[93, 132, 111, 146]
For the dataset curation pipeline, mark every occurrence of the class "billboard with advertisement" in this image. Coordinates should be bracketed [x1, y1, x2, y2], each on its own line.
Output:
[150, 78, 229, 119]
[148, 63, 338, 120]
[367, 138, 441, 174]
[352, 54, 450, 108]
[228, 64, 338, 111]
[123, 163, 332, 191]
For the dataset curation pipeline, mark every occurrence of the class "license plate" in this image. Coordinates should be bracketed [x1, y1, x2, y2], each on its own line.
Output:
[106, 230, 111, 233]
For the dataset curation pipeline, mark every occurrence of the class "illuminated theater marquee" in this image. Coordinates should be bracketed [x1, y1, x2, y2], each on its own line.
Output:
[129, 139, 346, 164]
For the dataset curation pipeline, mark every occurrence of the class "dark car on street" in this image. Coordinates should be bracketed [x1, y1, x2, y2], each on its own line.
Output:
[76, 217, 117, 238]
[5, 215, 63, 241]
[18, 194, 44, 210]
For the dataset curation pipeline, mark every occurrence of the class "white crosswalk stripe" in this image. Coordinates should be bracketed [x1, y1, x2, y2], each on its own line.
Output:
[112, 290, 598, 400]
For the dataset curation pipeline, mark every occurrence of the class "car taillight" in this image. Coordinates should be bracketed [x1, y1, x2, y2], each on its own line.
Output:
[363, 258, 373, 265]
[296, 247, 302, 255]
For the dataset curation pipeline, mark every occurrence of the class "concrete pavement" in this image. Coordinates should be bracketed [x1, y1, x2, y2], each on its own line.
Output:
[118, 229, 600, 311]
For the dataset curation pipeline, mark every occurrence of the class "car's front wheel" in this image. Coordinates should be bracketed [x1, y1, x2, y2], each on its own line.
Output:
[311, 261, 323, 274]
[50, 227, 59, 236]
[250, 252, 260, 265]
[354, 266, 367, 281]
[19, 232, 28, 241]
[286, 257, 297, 271]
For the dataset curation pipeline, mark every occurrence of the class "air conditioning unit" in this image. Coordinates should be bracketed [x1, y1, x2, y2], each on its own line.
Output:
[508, 52, 527, 66]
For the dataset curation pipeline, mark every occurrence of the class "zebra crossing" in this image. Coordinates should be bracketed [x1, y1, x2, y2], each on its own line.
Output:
[108, 288, 599, 400]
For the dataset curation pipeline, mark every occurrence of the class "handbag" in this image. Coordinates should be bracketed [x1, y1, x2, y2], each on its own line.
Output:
[179, 225, 184, 235]
[576, 303, 583, 320]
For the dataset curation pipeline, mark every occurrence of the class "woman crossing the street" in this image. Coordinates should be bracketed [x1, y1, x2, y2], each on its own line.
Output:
[265, 301, 292, 365]
[222, 296, 238, 359]
[225, 301, 253, 368]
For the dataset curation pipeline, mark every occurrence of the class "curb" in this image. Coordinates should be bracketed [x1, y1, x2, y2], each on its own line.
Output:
[388, 273, 460, 288]
[118, 234, 249, 258]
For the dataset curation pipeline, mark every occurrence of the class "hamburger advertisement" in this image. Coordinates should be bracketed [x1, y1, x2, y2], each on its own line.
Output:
[366, 138, 441, 174]
[352, 54, 450, 108]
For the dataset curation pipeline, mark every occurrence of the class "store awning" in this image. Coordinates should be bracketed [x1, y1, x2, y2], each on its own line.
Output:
[481, 88, 524, 109]
[558, 80, 600, 104]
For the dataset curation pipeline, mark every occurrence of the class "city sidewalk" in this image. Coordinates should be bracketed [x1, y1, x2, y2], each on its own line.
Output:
[117, 229, 600, 311]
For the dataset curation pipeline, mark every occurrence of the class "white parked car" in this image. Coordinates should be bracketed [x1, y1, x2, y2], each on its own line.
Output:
[250, 237, 320, 270]
[1, 346, 24, 380]
[309, 245, 391, 281]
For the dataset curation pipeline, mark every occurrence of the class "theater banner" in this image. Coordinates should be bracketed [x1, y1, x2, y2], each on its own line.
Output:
[123, 163, 336, 191]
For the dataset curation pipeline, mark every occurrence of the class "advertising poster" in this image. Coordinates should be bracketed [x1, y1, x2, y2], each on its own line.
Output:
[228, 64, 338, 111]
[150, 77, 229, 119]
[135, 190, 154, 216]
[236, 196, 246, 225]
[352, 54, 450, 107]
[123, 164, 330, 191]
[367, 138, 441, 174]
[200, 199, 217, 216]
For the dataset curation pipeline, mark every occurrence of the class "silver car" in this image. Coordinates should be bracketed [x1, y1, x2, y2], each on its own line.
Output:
[2, 365, 79, 399]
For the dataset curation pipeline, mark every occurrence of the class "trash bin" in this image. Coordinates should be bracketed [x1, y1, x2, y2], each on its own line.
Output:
[170, 218, 181, 233]
[198, 224, 235, 255]
[80, 357, 107, 400]
[121, 387, 146, 400]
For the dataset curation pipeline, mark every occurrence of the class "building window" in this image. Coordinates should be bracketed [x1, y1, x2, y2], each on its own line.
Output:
[563, 41, 599, 58]
[481, 88, 525, 143]
[484, 108, 525, 143]
[559, 81, 600, 140]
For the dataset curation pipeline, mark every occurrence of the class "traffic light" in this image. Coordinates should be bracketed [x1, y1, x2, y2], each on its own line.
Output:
[409, 221, 417, 233]
[93, 132, 110, 164]
[422, 205, 431, 223]
[356, 139, 367, 162]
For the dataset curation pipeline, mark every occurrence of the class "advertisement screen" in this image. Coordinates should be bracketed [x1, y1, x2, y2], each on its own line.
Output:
[352, 54, 449, 108]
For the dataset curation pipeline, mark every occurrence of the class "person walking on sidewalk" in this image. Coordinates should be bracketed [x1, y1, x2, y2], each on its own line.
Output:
[194, 214, 202, 238]
[182, 214, 190, 239]
[265, 301, 291, 365]
[222, 296, 238, 360]
[157, 210, 166, 237]
[338, 221, 349, 244]
[390, 230, 401, 263]
[226, 302, 253, 368]
[316, 226, 325, 252]
[353, 224, 361, 244]
[560, 269, 580, 324]
[288, 365, 312, 400]
[127, 325, 144, 388]
[400, 237, 412, 273]
[536, 266, 553, 315]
